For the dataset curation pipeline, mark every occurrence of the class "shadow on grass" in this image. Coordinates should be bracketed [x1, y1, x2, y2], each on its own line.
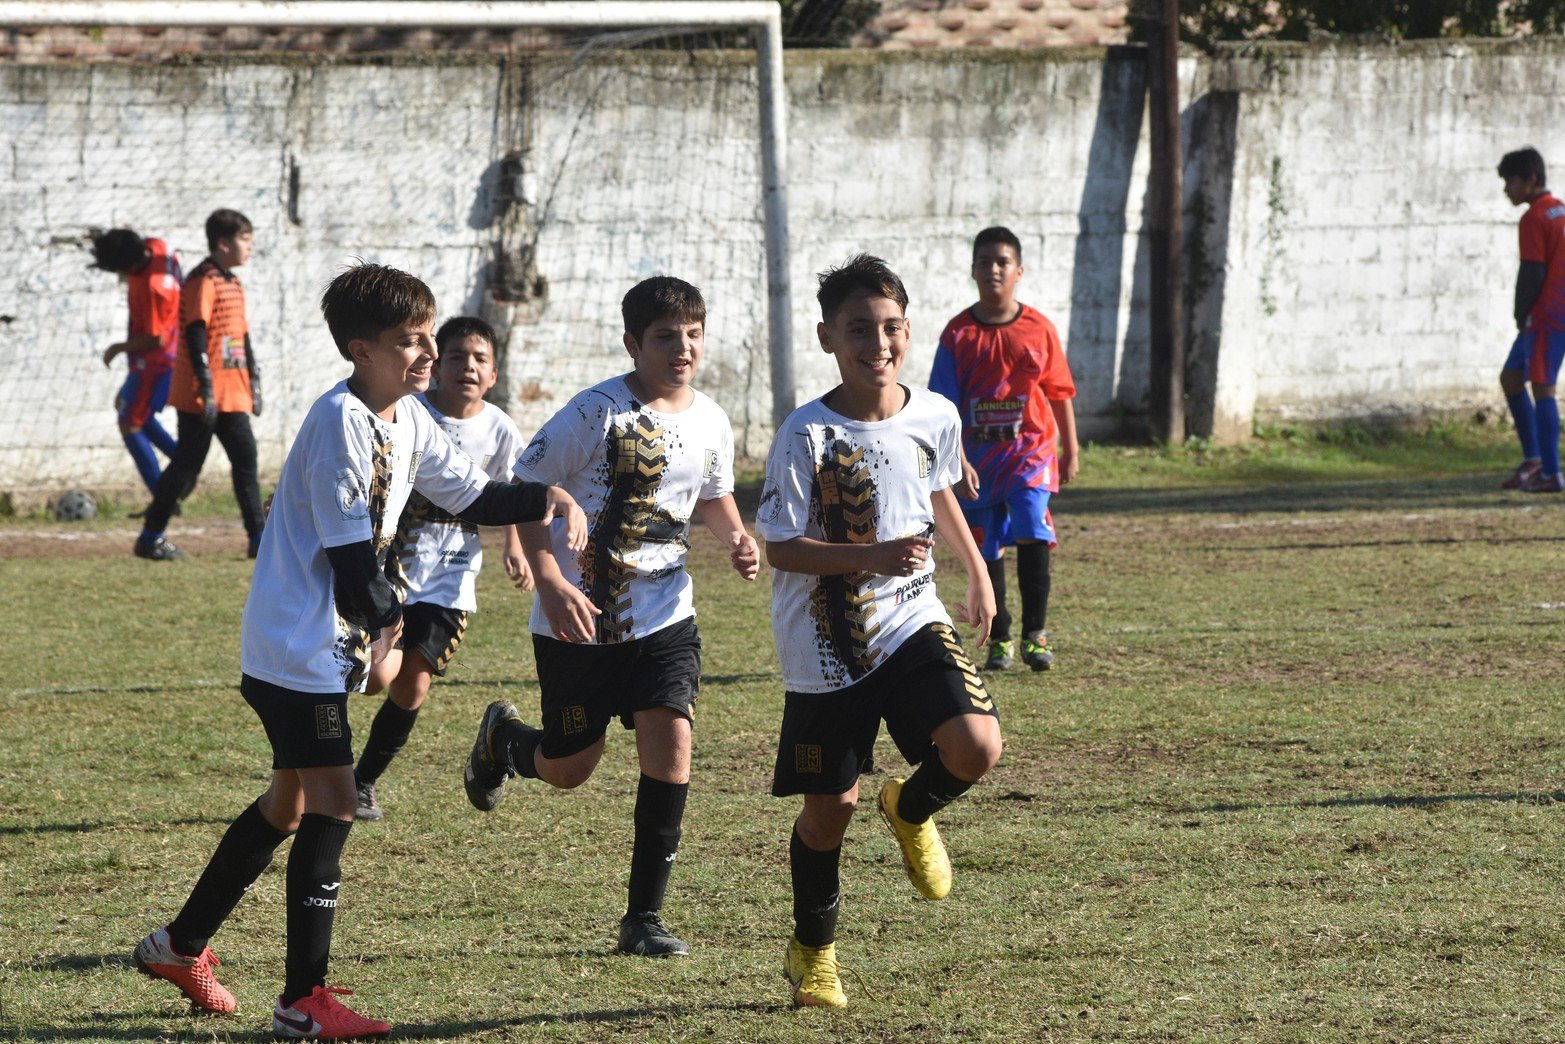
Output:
[0, 815, 230, 837]
[1178, 790, 1565, 814]
[1200, 534, 1565, 553]
[1065, 474, 1553, 516]
[396, 1000, 781, 1037]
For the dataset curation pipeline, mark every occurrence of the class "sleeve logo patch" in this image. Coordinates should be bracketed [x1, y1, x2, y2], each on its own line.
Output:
[521, 433, 549, 469]
[704, 449, 719, 478]
[336, 472, 369, 520]
[757, 481, 782, 524]
[407, 450, 422, 482]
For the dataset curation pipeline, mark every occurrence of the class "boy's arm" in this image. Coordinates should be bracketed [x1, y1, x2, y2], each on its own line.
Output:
[245, 333, 262, 418]
[929, 341, 980, 499]
[101, 334, 161, 367]
[1049, 398, 1080, 485]
[518, 519, 600, 642]
[452, 479, 586, 545]
[501, 523, 532, 592]
[764, 534, 934, 579]
[1516, 261, 1547, 330]
[930, 486, 995, 646]
[694, 493, 759, 580]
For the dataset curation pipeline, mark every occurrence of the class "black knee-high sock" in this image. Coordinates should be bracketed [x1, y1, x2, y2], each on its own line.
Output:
[1017, 542, 1051, 637]
[986, 556, 1012, 642]
[500, 719, 543, 780]
[283, 814, 351, 1006]
[627, 775, 688, 914]
[897, 750, 974, 825]
[355, 699, 420, 784]
[790, 827, 841, 948]
[167, 800, 291, 955]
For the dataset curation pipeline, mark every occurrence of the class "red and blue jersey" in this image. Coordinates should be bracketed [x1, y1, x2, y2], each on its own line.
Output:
[929, 304, 1075, 504]
[124, 238, 184, 376]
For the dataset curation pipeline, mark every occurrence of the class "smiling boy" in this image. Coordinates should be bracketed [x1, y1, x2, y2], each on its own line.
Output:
[463, 275, 759, 958]
[353, 316, 532, 821]
[757, 254, 1001, 1008]
[133, 264, 586, 1041]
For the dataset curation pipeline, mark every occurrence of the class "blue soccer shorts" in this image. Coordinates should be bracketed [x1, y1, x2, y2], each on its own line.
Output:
[960, 484, 1056, 562]
[1503, 329, 1565, 386]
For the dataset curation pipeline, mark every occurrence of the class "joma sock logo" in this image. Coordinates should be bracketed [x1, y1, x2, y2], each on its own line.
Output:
[301, 896, 339, 908]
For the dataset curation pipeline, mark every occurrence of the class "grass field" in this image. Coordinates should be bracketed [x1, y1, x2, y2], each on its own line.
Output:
[3, 425, 1564, 1042]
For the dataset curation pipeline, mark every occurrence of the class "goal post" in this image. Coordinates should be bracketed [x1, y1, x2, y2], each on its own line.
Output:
[0, 0, 795, 496]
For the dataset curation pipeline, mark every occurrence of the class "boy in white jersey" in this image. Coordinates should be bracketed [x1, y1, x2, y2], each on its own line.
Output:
[132, 265, 585, 1041]
[757, 254, 1002, 1009]
[354, 316, 533, 821]
[464, 276, 760, 958]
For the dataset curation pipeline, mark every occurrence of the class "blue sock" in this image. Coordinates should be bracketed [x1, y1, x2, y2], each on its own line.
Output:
[123, 431, 162, 492]
[1507, 390, 1539, 460]
[144, 416, 177, 457]
[139, 528, 164, 544]
[1538, 397, 1561, 476]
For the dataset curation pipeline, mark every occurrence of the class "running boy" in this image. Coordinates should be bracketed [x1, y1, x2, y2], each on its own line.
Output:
[134, 209, 265, 561]
[757, 254, 1001, 1008]
[929, 226, 1078, 671]
[463, 276, 759, 958]
[354, 316, 532, 821]
[133, 264, 586, 1041]
[92, 227, 183, 494]
[1497, 148, 1565, 492]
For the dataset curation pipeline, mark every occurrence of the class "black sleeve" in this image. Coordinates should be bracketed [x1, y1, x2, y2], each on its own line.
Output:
[324, 539, 402, 632]
[184, 320, 213, 390]
[1516, 260, 1547, 329]
[452, 479, 552, 527]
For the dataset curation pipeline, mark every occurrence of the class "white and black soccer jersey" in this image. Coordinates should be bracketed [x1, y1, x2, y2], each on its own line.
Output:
[393, 395, 526, 613]
[514, 375, 735, 644]
[242, 380, 493, 694]
[757, 385, 963, 694]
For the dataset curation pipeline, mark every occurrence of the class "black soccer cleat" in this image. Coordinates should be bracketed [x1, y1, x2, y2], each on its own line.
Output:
[615, 912, 690, 957]
[464, 700, 522, 812]
[134, 536, 187, 561]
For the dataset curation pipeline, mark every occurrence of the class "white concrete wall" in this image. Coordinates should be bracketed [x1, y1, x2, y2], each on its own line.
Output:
[3, 42, 1562, 495]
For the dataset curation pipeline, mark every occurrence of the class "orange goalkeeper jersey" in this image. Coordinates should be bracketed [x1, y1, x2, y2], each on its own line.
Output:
[171, 257, 253, 414]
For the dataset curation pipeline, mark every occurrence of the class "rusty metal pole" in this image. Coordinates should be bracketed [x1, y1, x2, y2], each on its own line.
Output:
[1147, 0, 1185, 443]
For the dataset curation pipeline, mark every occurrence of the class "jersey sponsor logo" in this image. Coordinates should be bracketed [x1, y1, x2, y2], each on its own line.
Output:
[893, 572, 934, 605]
[917, 445, 935, 478]
[969, 397, 1026, 444]
[795, 744, 823, 774]
[521, 432, 549, 469]
[315, 703, 343, 739]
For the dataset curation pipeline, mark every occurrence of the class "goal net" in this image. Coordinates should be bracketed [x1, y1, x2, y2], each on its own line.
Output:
[0, 1, 791, 505]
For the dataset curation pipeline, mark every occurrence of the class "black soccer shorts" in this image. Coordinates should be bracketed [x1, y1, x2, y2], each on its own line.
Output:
[240, 674, 353, 770]
[770, 621, 999, 797]
[396, 601, 469, 677]
[531, 616, 701, 759]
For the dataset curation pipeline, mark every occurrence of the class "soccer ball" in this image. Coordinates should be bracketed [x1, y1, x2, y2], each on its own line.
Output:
[53, 489, 97, 521]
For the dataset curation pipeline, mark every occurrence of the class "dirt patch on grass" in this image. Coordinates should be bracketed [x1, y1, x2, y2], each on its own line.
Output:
[0, 519, 251, 560]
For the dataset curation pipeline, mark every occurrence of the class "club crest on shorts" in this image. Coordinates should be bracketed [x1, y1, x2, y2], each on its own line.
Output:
[795, 744, 822, 774]
[562, 705, 587, 735]
[315, 703, 343, 739]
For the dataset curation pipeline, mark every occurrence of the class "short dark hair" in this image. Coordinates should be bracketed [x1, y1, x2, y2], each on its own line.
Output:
[816, 253, 908, 322]
[973, 225, 1023, 262]
[320, 263, 437, 361]
[1499, 148, 1547, 184]
[435, 316, 499, 355]
[621, 276, 706, 344]
[205, 208, 252, 251]
[90, 228, 146, 273]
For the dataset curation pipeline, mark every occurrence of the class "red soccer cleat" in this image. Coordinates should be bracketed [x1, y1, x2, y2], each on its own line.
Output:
[272, 985, 390, 1041]
[133, 927, 237, 1014]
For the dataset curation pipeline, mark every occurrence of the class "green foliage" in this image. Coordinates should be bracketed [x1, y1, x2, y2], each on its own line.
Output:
[781, 0, 883, 46]
[1144, 0, 1565, 45]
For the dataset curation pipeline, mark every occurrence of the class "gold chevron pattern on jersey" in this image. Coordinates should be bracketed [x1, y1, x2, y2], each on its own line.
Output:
[932, 622, 992, 711]
[337, 420, 397, 689]
[587, 412, 669, 643]
[808, 436, 882, 677]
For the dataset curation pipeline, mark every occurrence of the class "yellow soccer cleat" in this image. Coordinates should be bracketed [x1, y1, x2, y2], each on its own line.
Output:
[877, 777, 953, 900]
[784, 937, 848, 1008]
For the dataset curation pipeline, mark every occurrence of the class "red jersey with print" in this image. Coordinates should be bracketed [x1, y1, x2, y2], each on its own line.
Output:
[124, 238, 183, 377]
[929, 304, 1075, 502]
[1520, 192, 1565, 332]
[171, 257, 253, 414]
